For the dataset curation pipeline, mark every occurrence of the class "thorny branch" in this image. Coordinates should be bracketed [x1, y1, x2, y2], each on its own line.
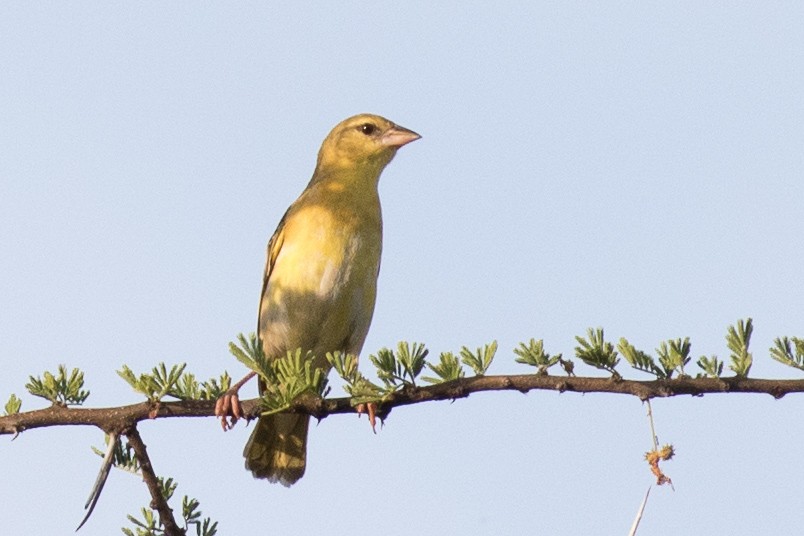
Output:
[3, 374, 804, 435]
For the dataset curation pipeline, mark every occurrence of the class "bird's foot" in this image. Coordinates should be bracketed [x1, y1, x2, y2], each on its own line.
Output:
[214, 389, 244, 431]
[214, 371, 257, 431]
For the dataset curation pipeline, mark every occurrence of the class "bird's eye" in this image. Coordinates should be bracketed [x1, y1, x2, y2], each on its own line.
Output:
[360, 123, 377, 136]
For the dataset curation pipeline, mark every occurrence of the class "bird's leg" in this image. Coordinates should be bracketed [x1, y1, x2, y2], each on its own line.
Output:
[355, 402, 378, 433]
[214, 371, 257, 431]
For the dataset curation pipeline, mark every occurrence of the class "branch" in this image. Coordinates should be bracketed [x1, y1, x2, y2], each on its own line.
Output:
[3, 374, 804, 435]
[0, 399, 218, 436]
[125, 426, 184, 536]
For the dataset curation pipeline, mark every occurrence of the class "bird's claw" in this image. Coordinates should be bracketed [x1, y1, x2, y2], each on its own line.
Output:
[215, 390, 244, 431]
[213, 371, 256, 431]
[356, 402, 378, 433]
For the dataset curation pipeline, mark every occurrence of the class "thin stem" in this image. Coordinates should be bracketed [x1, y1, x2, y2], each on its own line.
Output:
[646, 399, 659, 451]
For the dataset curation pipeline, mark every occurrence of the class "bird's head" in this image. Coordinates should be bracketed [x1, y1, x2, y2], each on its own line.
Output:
[315, 114, 420, 179]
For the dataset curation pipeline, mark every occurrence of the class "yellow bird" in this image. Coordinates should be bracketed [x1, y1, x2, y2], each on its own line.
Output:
[216, 114, 420, 485]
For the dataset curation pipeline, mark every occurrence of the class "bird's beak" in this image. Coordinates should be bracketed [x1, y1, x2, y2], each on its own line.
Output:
[381, 125, 421, 148]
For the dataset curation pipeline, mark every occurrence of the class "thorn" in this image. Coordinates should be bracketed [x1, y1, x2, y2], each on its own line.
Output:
[627, 486, 651, 536]
[77, 432, 119, 531]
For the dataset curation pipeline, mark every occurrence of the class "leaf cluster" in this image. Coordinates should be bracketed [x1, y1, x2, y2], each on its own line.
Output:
[770, 337, 804, 372]
[696, 355, 724, 378]
[366, 341, 498, 386]
[422, 351, 464, 383]
[514, 339, 562, 375]
[117, 363, 187, 403]
[727, 318, 753, 377]
[324, 341, 498, 406]
[617, 337, 691, 379]
[117, 363, 231, 403]
[326, 351, 384, 405]
[4, 393, 22, 415]
[370, 342, 429, 387]
[260, 349, 330, 415]
[172, 372, 232, 402]
[26, 365, 89, 406]
[229, 333, 329, 415]
[460, 341, 498, 376]
[228, 333, 271, 382]
[575, 328, 621, 379]
[577, 319, 767, 380]
[222, 319, 804, 407]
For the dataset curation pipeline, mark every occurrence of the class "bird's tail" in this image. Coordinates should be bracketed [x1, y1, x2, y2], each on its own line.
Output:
[243, 414, 309, 486]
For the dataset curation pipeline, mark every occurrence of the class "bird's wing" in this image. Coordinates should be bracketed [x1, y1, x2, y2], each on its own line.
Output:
[254, 208, 289, 395]
[257, 208, 288, 331]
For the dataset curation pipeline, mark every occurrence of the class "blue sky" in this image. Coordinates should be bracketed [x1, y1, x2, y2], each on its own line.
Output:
[1, 3, 803, 535]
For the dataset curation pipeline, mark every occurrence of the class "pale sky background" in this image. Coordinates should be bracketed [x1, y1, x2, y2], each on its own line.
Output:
[2, 3, 803, 535]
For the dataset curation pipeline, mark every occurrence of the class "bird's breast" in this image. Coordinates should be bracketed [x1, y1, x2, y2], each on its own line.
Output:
[260, 201, 382, 357]
[276, 204, 380, 297]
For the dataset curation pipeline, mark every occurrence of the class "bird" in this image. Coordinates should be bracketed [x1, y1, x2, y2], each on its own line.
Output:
[215, 113, 420, 486]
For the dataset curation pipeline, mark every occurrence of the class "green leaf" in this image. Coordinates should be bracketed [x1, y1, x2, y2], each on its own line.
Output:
[655, 337, 691, 378]
[423, 352, 465, 383]
[158, 477, 177, 501]
[326, 351, 385, 405]
[182, 495, 201, 522]
[696, 355, 724, 378]
[342, 376, 386, 405]
[326, 351, 360, 383]
[198, 372, 231, 401]
[229, 332, 274, 383]
[618, 338, 662, 377]
[26, 365, 89, 406]
[395, 342, 428, 385]
[727, 318, 753, 377]
[257, 349, 329, 415]
[117, 365, 140, 391]
[575, 328, 620, 378]
[170, 371, 232, 401]
[200, 517, 219, 536]
[116, 363, 187, 403]
[460, 341, 497, 376]
[4, 393, 21, 415]
[618, 338, 661, 377]
[368, 342, 428, 387]
[153, 363, 187, 399]
[370, 347, 401, 387]
[770, 337, 804, 372]
[514, 339, 562, 375]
